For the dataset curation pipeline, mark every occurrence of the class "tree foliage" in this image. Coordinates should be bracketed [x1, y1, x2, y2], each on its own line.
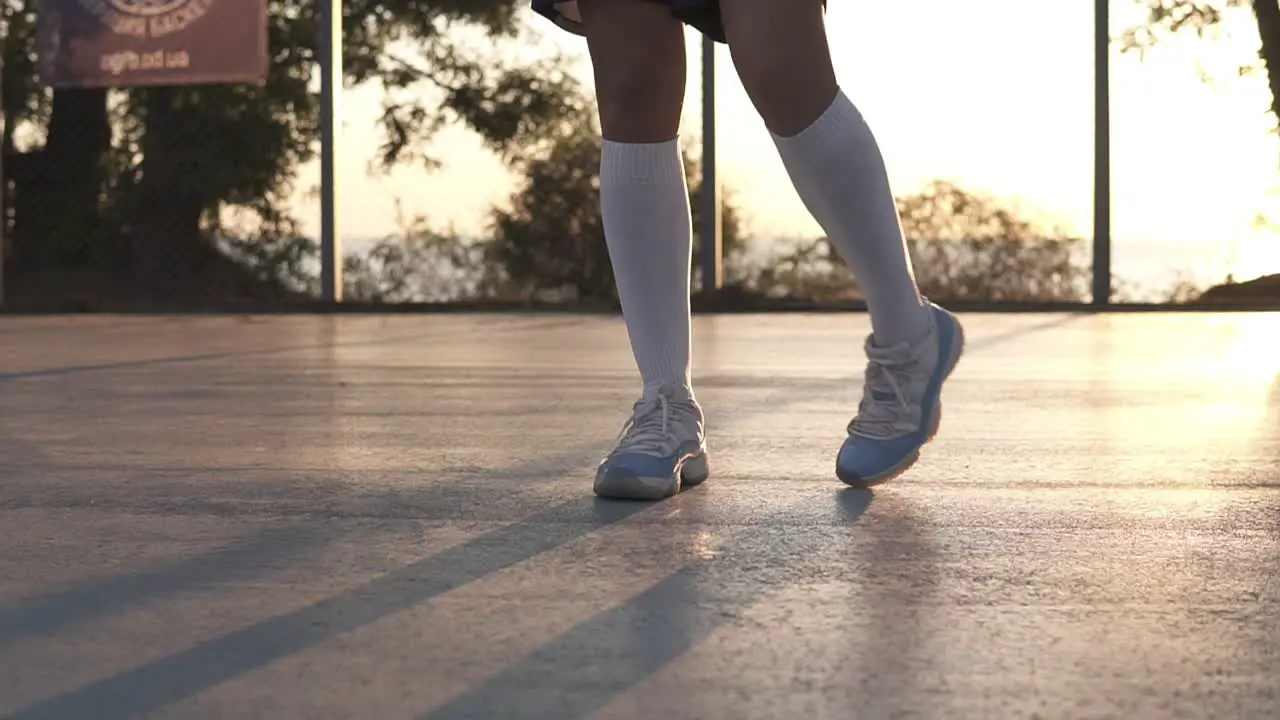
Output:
[747, 182, 1089, 303]
[0, 1, 1171, 306]
[479, 98, 747, 302]
[902, 182, 1088, 302]
[1123, 0, 1280, 129]
[0, 0, 575, 301]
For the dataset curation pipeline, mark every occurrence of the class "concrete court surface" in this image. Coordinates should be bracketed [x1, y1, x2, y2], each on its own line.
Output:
[0, 311, 1278, 720]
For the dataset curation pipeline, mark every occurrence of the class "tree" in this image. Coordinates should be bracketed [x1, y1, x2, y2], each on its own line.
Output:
[0, 0, 578, 303]
[1122, 1, 1280, 302]
[747, 182, 1089, 303]
[481, 97, 746, 302]
[1123, 1, 1280, 131]
[901, 182, 1088, 302]
[1, 2, 111, 271]
[342, 223, 486, 303]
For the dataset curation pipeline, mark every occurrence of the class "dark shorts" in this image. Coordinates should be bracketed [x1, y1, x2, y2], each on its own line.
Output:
[532, 0, 727, 43]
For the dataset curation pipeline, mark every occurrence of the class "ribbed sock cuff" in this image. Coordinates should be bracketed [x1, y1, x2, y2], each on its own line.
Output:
[601, 139, 686, 186]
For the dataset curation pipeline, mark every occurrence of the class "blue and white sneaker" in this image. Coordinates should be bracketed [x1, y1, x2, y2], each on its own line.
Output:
[594, 383, 709, 500]
[836, 302, 965, 486]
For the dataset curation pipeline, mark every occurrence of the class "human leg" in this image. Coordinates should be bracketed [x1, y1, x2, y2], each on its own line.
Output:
[720, 0, 965, 485]
[580, 0, 708, 499]
[721, 0, 928, 344]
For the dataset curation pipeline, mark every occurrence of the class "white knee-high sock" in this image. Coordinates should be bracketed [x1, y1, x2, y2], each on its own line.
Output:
[772, 90, 931, 347]
[600, 139, 693, 388]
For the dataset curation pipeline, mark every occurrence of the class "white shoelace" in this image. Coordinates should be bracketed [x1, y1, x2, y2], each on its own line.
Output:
[848, 349, 917, 440]
[613, 393, 676, 455]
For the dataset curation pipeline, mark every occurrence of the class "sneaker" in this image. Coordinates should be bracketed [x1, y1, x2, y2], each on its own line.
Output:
[594, 383, 709, 500]
[836, 303, 965, 486]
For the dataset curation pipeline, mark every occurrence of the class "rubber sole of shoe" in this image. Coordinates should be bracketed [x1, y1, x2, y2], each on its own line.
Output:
[594, 451, 709, 501]
[837, 313, 966, 488]
[837, 405, 941, 488]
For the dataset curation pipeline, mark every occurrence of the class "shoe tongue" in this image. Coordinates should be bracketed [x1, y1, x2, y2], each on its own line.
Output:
[866, 338, 913, 361]
[642, 382, 690, 402]
[634, 384, 670, 416]
[627, 396, 670, 442]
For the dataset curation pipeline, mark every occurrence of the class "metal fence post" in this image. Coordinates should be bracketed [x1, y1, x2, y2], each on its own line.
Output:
[319, 0, 342, 303]
[698, 34, 722, 297]
[0, 80, 6, 310]
[1093, 0, 1112, 306]
[0, 22, 7, 309]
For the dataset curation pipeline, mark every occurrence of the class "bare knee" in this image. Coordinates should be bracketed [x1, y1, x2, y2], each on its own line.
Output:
[580, 0, 686, 142]
[732, 53, 809, 131]
[722, 0, 837, 136]
[594, 58, 685, 142]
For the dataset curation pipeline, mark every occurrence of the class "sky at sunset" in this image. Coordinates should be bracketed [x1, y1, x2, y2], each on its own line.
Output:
[290, 0, 1280, 293]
